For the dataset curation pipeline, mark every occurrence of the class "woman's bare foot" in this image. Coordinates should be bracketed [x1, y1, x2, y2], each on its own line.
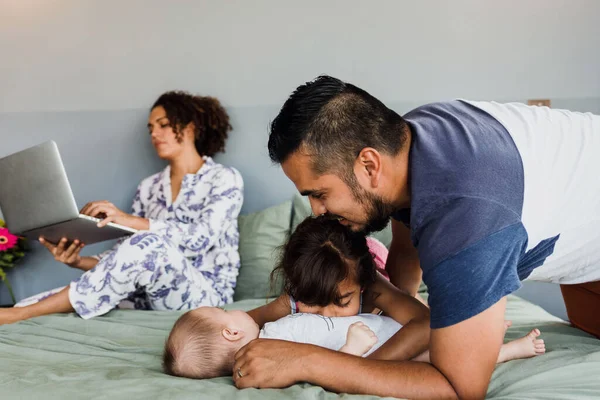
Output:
[498, 328, 546, 363]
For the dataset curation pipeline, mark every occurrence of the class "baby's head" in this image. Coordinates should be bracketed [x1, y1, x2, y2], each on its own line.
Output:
[273, 215, 376, 317]
[163, 307, 259, 379]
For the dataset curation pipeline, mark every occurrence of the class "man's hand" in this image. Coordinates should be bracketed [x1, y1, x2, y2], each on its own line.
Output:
[233, 339, 309, 389]
[340, 322, 378, 356]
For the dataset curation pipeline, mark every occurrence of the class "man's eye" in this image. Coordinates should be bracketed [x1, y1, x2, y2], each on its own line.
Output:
[312, 193, 323, 199]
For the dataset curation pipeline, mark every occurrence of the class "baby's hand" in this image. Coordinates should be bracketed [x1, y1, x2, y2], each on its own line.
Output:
[340, 321, 378, 357]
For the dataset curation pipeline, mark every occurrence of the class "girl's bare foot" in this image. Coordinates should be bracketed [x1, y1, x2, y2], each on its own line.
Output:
[504, 320, 513, 334]
[498, 328, 546, 363]
[413, 326, 545, 365]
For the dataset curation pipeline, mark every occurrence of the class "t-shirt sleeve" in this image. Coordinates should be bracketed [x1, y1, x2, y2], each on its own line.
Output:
[414, 197, 527, 328]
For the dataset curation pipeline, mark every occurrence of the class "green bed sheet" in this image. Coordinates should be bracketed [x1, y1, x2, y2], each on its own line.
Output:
[1, 296, 599, 400]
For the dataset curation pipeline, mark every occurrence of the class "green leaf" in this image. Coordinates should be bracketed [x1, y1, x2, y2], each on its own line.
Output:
[0, 260, 13, 268]
[0, 268, 5, 281]
[3, 276, 16, 304]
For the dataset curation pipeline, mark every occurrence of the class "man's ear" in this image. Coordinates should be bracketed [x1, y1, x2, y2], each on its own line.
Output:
[222, 327, 245, 342]
[355, 147, 382, 188]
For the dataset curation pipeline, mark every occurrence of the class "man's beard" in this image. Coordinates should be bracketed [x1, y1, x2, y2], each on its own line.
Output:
[356, 188, 396, 234]
[330, 180, 396, 235]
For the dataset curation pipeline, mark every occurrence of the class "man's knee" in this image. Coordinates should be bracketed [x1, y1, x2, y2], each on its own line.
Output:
[561, 281, 600, 338]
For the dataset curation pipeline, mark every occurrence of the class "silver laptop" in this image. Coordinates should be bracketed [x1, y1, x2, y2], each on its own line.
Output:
[0, 141, 137, 245]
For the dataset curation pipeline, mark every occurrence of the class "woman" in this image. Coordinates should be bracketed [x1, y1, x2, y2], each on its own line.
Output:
[0, 91, 243, 324]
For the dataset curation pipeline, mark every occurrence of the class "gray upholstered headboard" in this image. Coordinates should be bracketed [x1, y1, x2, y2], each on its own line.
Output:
[1, 98, 597, 313]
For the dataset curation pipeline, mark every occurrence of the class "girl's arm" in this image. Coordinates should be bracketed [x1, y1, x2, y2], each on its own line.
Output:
[247, 294, 291, 328]
[366, 273, 431, 361]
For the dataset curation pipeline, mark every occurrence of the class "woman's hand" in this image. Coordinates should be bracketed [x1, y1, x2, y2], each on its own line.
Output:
[80, 201, 131, 228]
[39, 237, 84, 268]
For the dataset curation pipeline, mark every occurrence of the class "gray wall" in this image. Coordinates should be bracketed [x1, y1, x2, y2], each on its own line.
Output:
[2, 1, 600, 319]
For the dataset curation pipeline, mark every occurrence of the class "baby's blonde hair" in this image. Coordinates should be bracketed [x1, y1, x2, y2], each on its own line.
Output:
[163, 309, 236, 379]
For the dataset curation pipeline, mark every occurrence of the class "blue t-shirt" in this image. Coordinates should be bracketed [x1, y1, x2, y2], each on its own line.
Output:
[395, 100, 558, 328]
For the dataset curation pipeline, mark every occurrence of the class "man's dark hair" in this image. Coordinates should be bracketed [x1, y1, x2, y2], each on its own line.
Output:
[271, 215, 376, 307]
[268, 75, 409, 178]
[152, 91, 232, 157]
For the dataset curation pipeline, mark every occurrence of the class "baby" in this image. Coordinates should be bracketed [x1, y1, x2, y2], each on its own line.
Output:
[164, 216, 545, 378]
[163, 306, 397, 378]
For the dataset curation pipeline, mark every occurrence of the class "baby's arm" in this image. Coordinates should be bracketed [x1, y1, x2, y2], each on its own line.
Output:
[246, 294, 291, 328]
[365, 272, 431, 361]
[339, 322, 379, 357]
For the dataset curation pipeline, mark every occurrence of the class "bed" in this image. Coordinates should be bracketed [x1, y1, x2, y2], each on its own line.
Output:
[3, 197, 600, 399]
[1, 294, 599, 400]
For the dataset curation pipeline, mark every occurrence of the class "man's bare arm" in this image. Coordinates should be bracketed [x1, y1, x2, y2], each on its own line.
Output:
[234, 298, 507, 399]
[430, 297, 506, 398]
[386, 219, 422, 296]
[234, 340, 457, 399]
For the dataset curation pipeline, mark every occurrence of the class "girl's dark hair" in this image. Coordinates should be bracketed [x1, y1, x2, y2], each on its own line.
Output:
[152, 91, 232, 157]
[271, 215, 376, 307]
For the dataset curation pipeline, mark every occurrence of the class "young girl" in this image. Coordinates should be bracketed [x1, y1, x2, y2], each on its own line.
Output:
[259, 215, 432, 360]
[254, 215, 545, 362]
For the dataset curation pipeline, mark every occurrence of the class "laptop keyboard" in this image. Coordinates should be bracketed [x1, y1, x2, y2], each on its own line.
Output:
[78, 213, 137, 233]
[79, 214, 101, 223]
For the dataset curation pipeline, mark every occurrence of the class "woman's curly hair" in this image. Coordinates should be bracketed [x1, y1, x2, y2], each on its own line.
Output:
[152, 91, 232, 157]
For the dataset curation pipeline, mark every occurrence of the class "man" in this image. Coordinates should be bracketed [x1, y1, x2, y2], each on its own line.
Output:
[234, 76, 600, 398]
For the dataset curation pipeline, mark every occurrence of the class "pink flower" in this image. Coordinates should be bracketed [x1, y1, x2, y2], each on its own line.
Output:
[0, 227, 18, 252]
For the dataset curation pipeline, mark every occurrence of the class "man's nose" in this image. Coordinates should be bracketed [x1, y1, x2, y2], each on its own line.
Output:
[308, 197, 327, 216]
